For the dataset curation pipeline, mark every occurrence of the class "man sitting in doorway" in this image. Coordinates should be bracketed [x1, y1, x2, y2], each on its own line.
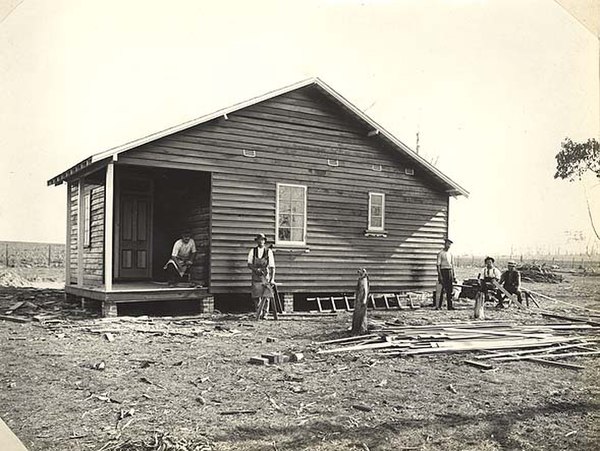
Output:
[163, 231, 197, 287]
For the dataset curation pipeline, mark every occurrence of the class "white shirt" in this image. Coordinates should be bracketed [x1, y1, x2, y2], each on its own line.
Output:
[481, 267, 502, 280]
[172, 239, 196, 259]
[247, 247, 275, 267]
[437, 250, 453, 269]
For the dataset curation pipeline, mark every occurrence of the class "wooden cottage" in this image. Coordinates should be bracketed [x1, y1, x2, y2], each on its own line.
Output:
[48, 78, 468, 316]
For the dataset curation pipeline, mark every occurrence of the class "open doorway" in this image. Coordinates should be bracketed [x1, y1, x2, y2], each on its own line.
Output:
[114, 166, 210, 287]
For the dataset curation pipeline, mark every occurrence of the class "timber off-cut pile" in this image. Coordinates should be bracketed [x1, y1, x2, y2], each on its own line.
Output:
[316, 320, 600, 369]
[518, 264, 564, 283]
[0, 270, 31, 287]
[0, 286, 91, 323]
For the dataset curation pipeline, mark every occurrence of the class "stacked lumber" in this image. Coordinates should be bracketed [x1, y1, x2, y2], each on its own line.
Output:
[518, 264, 564, 283]
[316, 320, 599, 369]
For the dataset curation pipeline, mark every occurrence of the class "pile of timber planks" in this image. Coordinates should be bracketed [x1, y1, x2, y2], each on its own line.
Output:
[518, 264, 564, 283]
[316, 320, 600, 369]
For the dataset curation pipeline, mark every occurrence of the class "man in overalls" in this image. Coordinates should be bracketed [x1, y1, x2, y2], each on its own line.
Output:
[247, 233, 275, 319]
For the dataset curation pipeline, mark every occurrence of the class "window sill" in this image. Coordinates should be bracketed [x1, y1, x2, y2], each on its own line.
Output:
[273, 246, 310, 254]
[364, 230, 387, 238]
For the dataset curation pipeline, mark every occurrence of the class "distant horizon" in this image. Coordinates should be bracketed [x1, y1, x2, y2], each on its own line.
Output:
[0, 239, 598, 260]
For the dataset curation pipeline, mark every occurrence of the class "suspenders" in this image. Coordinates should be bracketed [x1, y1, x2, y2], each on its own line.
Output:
[253, 246, 269, 261]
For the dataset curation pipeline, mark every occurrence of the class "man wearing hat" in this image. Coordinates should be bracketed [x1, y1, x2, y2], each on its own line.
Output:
[479, 256, 502, 304]
[247, 233, 276, 319]
[499, 261, 524, 307]
[436, 238, 456, 310]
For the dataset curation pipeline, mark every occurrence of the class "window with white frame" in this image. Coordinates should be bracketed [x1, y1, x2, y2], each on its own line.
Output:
[276, 183, 307, 245]
[83, 191, 92, 247]
[368, 192, 385, 231]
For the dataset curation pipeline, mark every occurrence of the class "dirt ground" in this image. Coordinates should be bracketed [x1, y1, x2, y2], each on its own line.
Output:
[1, 270, 600, 451]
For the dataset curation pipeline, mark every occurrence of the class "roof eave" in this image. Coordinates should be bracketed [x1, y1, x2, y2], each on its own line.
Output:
[47, 157, 94, 186]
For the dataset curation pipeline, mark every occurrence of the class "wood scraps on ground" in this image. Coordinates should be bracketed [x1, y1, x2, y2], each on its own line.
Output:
[315, 319, 600, 370]
[97, 431, 212, 451]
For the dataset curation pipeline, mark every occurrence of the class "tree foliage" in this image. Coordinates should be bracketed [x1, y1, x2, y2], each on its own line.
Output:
[554, 138, 600, 181]
[554, 137, 600, 241]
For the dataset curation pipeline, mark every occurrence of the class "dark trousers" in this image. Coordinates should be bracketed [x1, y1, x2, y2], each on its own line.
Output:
[166, 265, 185, 285]
[481, 278, 501, 302]
[440, 269, 454, 309]
[504, 286, 524, 305]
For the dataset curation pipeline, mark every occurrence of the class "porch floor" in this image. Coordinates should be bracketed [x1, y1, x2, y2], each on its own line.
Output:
[65, 281, 209, 303]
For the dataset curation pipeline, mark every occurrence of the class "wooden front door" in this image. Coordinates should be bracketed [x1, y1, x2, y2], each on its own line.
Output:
[118, 194, 152, 279]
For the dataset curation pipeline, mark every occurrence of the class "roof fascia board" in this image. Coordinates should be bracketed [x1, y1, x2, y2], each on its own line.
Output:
[47, 157, 111, 186]
[47, 157, 93, 186]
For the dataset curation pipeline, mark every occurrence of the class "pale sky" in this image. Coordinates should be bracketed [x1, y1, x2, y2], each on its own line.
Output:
[0, 0, 598, 256]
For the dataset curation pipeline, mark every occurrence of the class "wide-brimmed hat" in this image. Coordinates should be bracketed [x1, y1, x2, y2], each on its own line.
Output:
[254, 233, 267, 242]
[507, 260, 517, 266]
[484, 256, 495, 263]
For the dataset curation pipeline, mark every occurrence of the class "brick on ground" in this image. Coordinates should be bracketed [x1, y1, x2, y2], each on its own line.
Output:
[249, 356, 269, 365]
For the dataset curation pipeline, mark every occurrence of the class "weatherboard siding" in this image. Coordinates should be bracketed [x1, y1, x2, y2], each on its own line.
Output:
[118, 86, 448, 293]
[68, 182, 78, 285]
[82, 184, 105, 286]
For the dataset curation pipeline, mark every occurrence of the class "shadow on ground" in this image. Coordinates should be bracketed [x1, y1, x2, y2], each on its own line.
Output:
[210, 399, 599, 450]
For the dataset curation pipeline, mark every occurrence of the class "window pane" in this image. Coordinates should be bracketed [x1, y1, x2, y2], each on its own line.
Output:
[278, 227, 290, 241]
[291, 214, 304, 227]
[291, 187, 304, 201]
[279, 185, 291, 201]
[371, 216, 382, 228]
[291, 228, 304, 241]
[291, 200, 304, 213]
[279, 214, 290, 227]
[280, 197, 291, 211]
[371, 195, 382, 207]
